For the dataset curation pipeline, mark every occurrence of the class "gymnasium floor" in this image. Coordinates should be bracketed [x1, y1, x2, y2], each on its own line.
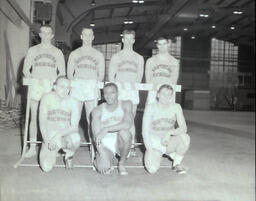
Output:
[0, 110, 255, 201]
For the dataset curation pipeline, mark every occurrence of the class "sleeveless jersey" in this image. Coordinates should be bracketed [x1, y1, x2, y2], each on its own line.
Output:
[100, 102, 124, 128]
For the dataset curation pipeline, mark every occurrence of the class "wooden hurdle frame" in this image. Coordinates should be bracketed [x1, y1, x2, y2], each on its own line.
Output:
[14, 78, 181, 169]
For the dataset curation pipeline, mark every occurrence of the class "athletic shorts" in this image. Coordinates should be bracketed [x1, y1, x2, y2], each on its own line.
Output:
[150, 133, 190, 154]
[29, 79, 54, 101]
[70, 79, 100, 102]
[150, 135, 167, 154]
[101, 132, 118, 154]
[116, 83, 139, 105]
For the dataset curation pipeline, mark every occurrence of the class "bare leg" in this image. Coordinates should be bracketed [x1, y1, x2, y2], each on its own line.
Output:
[145, 149, 163, 174]
[131, 104, 137, 144]
[84, 100, 97, 133]
[167, 134, 190, 173]
[117, 129, 132, 175]
[25, 100, 39, 158]
[39, 142, 59, 172]
[94, 144, 115, 174]
[62, 133, 81, 169]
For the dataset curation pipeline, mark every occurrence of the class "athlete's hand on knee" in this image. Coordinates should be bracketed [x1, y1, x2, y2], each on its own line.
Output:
[48, 135, 59, 151]
[161, 134, 170, 147]
[96, 128, 108, 146]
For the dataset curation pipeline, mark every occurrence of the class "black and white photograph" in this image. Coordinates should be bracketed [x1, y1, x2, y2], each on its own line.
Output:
[0, 0, 255, 200]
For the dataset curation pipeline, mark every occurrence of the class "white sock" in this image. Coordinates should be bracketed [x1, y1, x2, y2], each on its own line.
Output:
[172, 153, 184, 167]
[169, 152, 177, 160]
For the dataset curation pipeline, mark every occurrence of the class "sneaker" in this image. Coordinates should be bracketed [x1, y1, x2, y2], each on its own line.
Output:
[24, 149, 36, 158]
[127, 147, 137, 158]
[65, 156, 73, 170]
[118, 164, 128, 176]
[172, 165, 187, 174]
[104, 166, 114, 175]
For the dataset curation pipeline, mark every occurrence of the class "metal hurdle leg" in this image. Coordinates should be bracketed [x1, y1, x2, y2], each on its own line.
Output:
[14, 85, 31, 168]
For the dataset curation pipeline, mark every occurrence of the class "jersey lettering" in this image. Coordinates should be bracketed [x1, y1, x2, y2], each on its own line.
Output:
[47, 109, 71, 122]
[152, 118, 175, 132]
[117, 61, 138, 73]
[75, 55, 98, 66]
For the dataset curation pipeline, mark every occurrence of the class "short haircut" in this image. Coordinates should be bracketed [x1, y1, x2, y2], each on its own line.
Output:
[81, 27, 93, 33]
[103, 82, 118, 92]
[157, 84, 174, 93]
[40, 24, 53, 31]
[156, 36, 168, 43]
[55, 76, 69, 85]
[123, 30, 135, 37]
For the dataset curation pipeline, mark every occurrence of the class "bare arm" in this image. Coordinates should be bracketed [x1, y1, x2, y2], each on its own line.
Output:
[105, 101, 133, 132]
[172, 104, 187, 135]
[67, 52, 75, 79]
[39, 95, 50, 141]
[57, 50, 66, 76]
[142, 105, 153, 149]
[108, 55, 117, 82]
[23, 48, 33, 78]
[171, 60, 180, 85]
[145, 58, 152, 83]
[137, 55, 144, 82]
[97, 53, 105, 81]
[91, 107, 104, 139]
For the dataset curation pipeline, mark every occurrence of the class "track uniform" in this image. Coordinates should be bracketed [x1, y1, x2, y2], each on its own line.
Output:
[39, 92, 80, 171]
[143, 103, 190, 173]
[23, 44, 65, 101]
[67, 47, 105, 101]
[145, 54, 179, 104]
[109, 50, 144, 105]
[100, 101, 124, 154]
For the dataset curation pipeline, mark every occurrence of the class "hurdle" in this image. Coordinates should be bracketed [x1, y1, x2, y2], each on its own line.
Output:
[14, 78, 181, 169]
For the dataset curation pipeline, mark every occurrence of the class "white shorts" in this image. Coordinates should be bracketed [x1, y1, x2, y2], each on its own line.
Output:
[70, 79, 100, 102]
[150, 135, 167, 154]
[116, 83, 139, 105]
[101, 132, 118, 154]
[29, 79, 54, 101]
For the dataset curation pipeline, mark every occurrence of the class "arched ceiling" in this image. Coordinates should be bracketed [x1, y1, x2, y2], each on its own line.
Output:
[55, 0, 255, 50]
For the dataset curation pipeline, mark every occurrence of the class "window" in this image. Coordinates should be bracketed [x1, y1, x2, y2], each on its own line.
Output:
[93, 43, 121, 81]
[210, 38, 238, 88]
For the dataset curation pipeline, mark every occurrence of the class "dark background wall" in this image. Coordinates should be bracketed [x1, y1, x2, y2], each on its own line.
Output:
[180, 36, 211, 90]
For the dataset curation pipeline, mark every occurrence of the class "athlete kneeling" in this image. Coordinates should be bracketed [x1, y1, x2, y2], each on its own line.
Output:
[91, 83, 133, 175]
[39, 76, 80, 172]
[143, 84, 190, 174]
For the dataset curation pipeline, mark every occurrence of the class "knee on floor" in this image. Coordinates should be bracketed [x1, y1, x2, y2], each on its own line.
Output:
[40, 162, 54, 172]
[146, 164, 159, 174]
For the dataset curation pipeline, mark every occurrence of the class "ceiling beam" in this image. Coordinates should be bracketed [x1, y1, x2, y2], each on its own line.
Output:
[0, 0, 21, 26]
[136, 0, 191, 50]
[5, 0, 39, 33]
[89, 15, 161, 29]
[56, 5, 64, 25]
[62, 2, 75, 19]
[109, 8, 114, 18]
[127, 6, 133, 16]
[67, 0, 162, 31]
